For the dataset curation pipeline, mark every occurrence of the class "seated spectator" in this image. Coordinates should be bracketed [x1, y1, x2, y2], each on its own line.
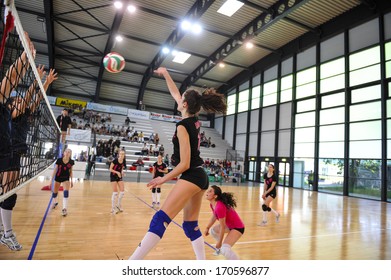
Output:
[148, 144, 154, 156]
[154, 133, 160, 145]
[207, 137, 212, 148]
[141, 143, 148, 156]
[77, 120, 83, 129]
[71, 118, 77, 129]
[107, 113, 112, 122]
[153, 144, 159, 156]
[138, 131, 144, 143]
[159, 144, 165, 156]
[149, 133, 155, 144]
[164, 153, 170, 166]
[132, 130, 138, 142]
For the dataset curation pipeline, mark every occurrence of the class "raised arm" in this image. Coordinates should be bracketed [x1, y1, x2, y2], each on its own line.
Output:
[30, 68, 58, 113]
[154, 67, 182, 105]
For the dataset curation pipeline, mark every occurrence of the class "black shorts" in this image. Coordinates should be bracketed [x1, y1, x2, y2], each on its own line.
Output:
[110, 176, 123, 182]
[266, 191, 276, 199]
[8, 153, 21, 171]
[180, 167, 209, 190]
[231, 227, 245, 235]
[0, 157, 9, 172]
[55, 177, 70, 183]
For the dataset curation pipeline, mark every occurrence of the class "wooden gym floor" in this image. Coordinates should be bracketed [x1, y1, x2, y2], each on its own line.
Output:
[0, 177, 390, 260]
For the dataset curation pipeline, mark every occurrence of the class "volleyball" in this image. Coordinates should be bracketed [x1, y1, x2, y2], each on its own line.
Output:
[103, 52, 125, 73]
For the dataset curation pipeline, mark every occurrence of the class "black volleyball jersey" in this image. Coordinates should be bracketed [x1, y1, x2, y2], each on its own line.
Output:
[0, 103, 12, 158]
[153, 162, 167, 178]
[263, 173, 277, 191]
[55, 158, 75, 179]
[110, 158, 127, 177]
[12, 108, 30, 154]
[171, 116, 203, 168]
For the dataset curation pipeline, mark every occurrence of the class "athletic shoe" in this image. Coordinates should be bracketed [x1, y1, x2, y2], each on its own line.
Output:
[258, 221, 267, 227]
[0, 234, 22, 251]
[0, 228, 3, 237]
[62, 208, 67, 216]
[116, 205, 123, 212]
[156, 202, 160, 208]
[213, 249, 220, 256]
[52, 202, 58, 209]
[276, 213, 280, 223]
[111, 208, 118, 214]
[152, 202, 156, 208]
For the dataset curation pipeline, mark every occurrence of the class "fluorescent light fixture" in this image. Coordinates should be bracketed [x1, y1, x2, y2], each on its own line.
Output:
[191, 23, 202, 34]
[114, 1, 123, 9]
[127, 5, 136, 13]
[162, 47, 170, 54]
[245, 42, 254, 49]
[217, 0, 244, 17]
[115, 35, 123, 42]
[218, 62, 225, 68]
[171, 50, 178, 56]
[181, 20, 191, 31]
[172, 52, 191, 64]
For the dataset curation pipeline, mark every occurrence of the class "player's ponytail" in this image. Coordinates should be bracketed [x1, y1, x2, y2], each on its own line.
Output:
[211, 185, 237, 209]
[183, 88, 227, 115]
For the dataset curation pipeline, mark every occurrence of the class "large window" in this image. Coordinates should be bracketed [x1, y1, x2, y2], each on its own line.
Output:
[386, 41, 391, 78]
[349, 46, 381, 86]
[227, 93, 236, 115]
[296, 67, 316, 99]
[263, 80, 277, 107]
[349, 159, 381, 199]
[251, 86, 261, 109]
[320, 57, 345, 93]
[318, 159, 344, 193]
[238, 90, 249, 113]
[280, 75, 293, 103]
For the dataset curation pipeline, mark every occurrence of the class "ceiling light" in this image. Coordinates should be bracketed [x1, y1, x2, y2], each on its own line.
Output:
[115, 35, 123, 42]
[114, 1, 123, 9]
[127, 5, 136, 13]
[181, 20, 191, 31]
[191, 23, 202, 34]
[173, 52, 191, 64]
[171, 50, 178, 56]
[245, 42, 254, 49]
[219, 62, 225, 68]
[162, 47, 170, 54]
[217, 0, 244, 17]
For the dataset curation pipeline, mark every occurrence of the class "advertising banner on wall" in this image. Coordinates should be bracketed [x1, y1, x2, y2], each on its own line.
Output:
[86, 102, 128, 115]
[66, 129, 92, 143]
[128, 108, 150, 120]
[56, 97, 87, 108]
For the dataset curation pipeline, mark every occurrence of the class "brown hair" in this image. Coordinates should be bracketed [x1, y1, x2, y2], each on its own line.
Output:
[183, 88, 227, 115]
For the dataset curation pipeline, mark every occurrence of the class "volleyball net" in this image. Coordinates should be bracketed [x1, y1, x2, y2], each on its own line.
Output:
[0, 0, 60, 202]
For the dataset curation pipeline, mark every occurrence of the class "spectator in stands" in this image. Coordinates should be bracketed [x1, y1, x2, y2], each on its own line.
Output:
[149, 144, 154, 156]
[149, 133, 155, 144]
[138, 131, 144, 143]
[164, 154, 170, 166]
[56, 108, 72, 143]
[125, 116, 130, 125]
[86, 151, 96, 177]
[154, 133, 160, 145]
[107, 113, 112, 122]
[132, 130, 138, 142]
[77, 120, 83, 129]
[141, 143, 148, 156]
[159, 144, 165, 156]
[134, 157, 144, 167]
[153, 144, 159, 156]
[71, 118, 77, 129]
[207, 137, 212, 148]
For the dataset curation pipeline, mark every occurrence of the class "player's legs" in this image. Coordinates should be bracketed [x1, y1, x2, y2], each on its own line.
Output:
[62, 180, 70, 216]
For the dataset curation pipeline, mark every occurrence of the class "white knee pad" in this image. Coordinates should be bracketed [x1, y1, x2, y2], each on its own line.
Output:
[220, 244, 239, 260]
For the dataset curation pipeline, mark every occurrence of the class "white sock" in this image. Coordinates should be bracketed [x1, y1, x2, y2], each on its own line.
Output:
[156, 192, 161, 203]
[112, 192, 118, 209]
[221, 244, 239, 260]
[1, 209, 13, 237]
[118, 192, 124, 207]
[270, 208, 278, 216]
[63, 197, 68, 209]
[129, 232, 161, 260]
[0, 209, 3, 231]
[262, 211, 268, 222]
[151, 192, 156, 203]
[191, 236, 206, 260]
